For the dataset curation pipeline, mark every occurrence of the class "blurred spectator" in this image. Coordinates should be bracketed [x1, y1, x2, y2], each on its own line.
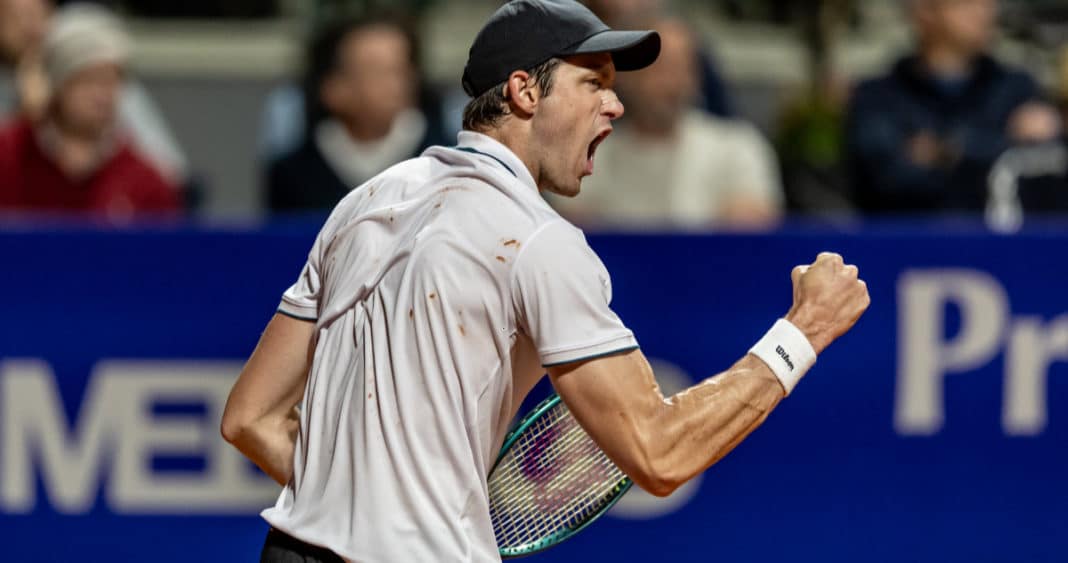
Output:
[552, 17, 783, 230]
[773, 0, 856, 217]
[776, 78, 854, 216]
[845, 0, 1061, 214]
[0, 4, 181, 220]
[0, 0, 50, 113]
[0, 0, 190, 187]
[265, 15, 446, 212]
[258, 83, 304, 162]
[583, 0, 734, 117]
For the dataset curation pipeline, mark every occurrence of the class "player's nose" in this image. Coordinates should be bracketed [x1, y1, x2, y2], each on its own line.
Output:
[602, 90, 624, 120]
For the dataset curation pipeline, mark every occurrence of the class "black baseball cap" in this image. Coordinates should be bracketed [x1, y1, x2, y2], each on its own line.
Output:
[461, 0, 661, 97]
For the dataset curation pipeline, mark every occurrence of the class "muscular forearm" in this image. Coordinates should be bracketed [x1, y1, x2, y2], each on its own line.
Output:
[227, 407, 299, 486]
[552, 349, 786, 497]
[644, 355, 784, 490]
[554, 253, 869, 498]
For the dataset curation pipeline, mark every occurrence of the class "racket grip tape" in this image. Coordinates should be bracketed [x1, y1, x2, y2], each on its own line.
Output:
[748, 319, 817, 395]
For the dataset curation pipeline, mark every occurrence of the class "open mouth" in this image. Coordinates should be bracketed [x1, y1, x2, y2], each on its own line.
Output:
[584, 129, 611, 175]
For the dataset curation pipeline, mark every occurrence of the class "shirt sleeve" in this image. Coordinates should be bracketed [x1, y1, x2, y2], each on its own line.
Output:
[278, 233, 324, 321]
[511, 220, 638, 367]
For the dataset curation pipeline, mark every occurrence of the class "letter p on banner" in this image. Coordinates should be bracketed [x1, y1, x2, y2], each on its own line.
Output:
[895, 270, 1009, 435]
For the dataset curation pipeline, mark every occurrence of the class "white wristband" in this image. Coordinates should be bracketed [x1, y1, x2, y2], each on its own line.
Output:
[748, 319, 817, 395]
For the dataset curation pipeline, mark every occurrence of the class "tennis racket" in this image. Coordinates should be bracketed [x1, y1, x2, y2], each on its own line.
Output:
[487, 394, 632, 558]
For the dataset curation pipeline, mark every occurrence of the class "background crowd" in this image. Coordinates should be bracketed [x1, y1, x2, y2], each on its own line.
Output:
[1, 0, 1067, 230]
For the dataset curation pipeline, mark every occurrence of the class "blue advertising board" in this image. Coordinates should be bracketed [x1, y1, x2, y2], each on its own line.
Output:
[0, 219, 1064, 562]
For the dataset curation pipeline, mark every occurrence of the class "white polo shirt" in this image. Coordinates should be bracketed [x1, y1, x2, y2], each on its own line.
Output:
[261, 131, 638, 562]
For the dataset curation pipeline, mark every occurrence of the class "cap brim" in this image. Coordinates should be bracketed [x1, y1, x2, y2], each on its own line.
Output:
[561, 29, 661, 72]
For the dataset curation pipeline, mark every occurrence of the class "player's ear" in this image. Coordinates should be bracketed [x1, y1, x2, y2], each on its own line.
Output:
[505, 70, 539, 117]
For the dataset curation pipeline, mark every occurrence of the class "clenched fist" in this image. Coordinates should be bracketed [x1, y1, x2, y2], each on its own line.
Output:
[785, 252, 870, 354]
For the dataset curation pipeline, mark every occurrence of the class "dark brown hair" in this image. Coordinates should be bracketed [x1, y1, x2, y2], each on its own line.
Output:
[461, 58, 562, 132]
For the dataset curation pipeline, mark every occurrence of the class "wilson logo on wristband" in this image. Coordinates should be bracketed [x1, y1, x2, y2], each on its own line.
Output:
[775, 345, 795, 371]
[750, 319, 817, 395]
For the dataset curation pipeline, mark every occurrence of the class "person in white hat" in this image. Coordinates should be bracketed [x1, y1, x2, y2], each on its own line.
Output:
[0, 0, 189, 185]
[0, 3, 180, 220]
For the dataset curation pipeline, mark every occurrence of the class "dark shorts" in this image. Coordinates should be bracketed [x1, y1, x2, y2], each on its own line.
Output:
[260, 528, 345, 563]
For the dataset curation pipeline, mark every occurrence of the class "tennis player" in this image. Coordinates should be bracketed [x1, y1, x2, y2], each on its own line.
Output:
[222, 1, 870, 561]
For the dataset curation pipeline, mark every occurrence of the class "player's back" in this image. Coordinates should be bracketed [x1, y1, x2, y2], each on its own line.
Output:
[262, 138, 562, 562]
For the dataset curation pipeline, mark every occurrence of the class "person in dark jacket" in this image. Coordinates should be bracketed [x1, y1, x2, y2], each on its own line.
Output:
[845, 0, 1060, 214]
[266, 15, 446, 212]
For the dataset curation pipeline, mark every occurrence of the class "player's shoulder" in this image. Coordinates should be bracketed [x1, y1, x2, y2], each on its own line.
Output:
[304, 156, 430, 241]
[419, 147, 560, 230]
[333, 155, 435, 206]
[369, 154, 439, 189]
[513, 218, 600, 272]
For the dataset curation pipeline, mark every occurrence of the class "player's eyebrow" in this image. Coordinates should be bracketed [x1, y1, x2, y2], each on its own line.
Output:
[582, 63, 615, 86]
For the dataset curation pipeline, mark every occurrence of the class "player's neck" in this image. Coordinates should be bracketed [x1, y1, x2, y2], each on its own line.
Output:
[478, 126, 540, 190]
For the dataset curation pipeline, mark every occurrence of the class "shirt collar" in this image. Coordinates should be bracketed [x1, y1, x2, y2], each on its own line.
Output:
[455, 130, 538, 192]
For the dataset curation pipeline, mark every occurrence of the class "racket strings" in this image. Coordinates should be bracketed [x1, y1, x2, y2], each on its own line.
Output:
[492, 415, 620, 543]
[491, 416, 613, 509]
[488, 401, 628, 551]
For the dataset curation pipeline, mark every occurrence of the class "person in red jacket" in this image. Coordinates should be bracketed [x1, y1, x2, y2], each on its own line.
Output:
[0, 4, 180, 222]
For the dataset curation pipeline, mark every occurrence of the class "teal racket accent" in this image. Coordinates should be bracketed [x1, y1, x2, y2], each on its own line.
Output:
[488, 394, 633, 558]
